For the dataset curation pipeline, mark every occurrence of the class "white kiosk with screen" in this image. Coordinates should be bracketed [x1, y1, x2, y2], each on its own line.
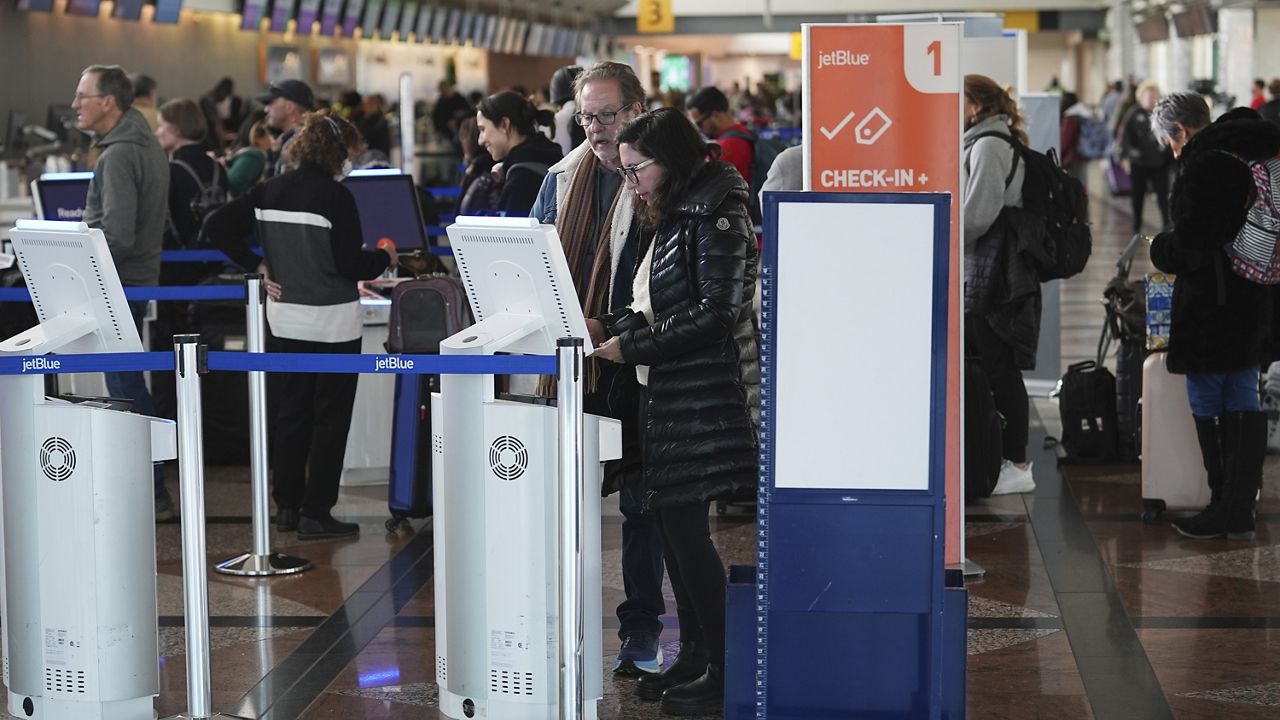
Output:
[435, 216, 621, 720]
[0, 220, 174, 720]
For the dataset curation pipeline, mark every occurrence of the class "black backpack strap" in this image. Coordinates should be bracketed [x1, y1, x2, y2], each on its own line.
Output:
[172, 157, 210, 192]
[506, 161, 551, 179]
[965, 130, 1021, 189]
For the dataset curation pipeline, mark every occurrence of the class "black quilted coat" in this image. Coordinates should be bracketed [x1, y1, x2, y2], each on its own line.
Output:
[603, 161, 760, 510]
[1151, 111, 1280, 375]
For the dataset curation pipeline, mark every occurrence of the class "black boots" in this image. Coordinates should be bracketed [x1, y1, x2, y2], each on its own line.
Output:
[1189, 416, 1226, 519]
[659, 664, 724, 716]
[1174, 411, 1265, 540]
[635, 641, 708, 701]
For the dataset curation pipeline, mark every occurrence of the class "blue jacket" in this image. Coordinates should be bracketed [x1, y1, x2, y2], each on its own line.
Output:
[529, 141, 640, 312]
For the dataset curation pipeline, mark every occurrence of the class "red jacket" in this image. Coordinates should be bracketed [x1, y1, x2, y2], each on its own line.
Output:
[714, 123, 754, 187]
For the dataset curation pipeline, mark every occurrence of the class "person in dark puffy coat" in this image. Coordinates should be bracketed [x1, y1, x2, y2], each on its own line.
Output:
[592, 107, 758, 716]
[1149, 95, 1279, 541]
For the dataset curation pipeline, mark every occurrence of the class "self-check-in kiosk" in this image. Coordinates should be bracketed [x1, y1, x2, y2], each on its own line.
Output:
[0, 219, 175, 720]
[434, 216, 621, 720]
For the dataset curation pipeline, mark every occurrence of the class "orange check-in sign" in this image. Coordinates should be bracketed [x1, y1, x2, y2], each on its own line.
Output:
[803, 23, 964, 565]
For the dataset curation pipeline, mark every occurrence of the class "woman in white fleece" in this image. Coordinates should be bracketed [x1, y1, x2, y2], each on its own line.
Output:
[962, 74, 1038, 496]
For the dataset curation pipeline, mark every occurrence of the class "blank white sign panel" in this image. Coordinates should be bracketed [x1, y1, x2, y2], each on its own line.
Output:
[774, 200, 936, 491]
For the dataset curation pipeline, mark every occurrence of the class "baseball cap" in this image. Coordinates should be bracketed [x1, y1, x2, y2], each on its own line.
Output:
[258, 79, 315, 110]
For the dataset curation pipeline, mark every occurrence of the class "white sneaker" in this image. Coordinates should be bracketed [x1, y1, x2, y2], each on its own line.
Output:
[991, 460, 1036, 495]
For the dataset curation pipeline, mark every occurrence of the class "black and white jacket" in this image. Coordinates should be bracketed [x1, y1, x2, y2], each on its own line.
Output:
[206, 160, 390, 343]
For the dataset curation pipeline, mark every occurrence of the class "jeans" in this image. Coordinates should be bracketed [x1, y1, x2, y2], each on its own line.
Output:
[585, 363, 666, 640]
[104, 300, 166, 498]
[617, 485, 666, 638]
[1186, 368, 1261, 417]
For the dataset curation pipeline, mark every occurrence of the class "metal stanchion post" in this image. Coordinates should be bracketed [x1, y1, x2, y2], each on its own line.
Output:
[164, 336, 250, 720]
[215, 274, 311, 576]
[398, 72, 415, 176]
[556, 338, 586, 720]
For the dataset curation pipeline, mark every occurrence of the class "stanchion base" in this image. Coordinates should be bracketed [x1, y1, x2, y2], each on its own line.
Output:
[214, 552, 312, 576]
[160, 714, 253, 719]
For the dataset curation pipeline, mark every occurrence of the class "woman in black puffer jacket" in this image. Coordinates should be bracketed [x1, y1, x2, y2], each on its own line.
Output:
[592, 107, 758, 716]
[1149, 96, 1280, 541]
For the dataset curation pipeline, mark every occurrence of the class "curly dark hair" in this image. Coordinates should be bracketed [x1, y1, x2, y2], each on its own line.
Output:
[615, 107, 717, 228]
[284, 110, 364, 176]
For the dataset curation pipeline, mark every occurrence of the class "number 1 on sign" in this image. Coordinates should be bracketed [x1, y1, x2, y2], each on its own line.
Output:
[926, 40, 941, 76]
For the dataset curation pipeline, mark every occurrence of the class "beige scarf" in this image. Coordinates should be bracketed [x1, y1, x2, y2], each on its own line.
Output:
[535, 147, 626, 395]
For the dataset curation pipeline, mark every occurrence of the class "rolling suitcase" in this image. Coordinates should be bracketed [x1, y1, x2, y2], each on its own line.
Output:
[1140, 351, 1210, 521]
[386, 275, 472, 530]
[1106, 158, 1132, 197]
[387, 373, 439, 530]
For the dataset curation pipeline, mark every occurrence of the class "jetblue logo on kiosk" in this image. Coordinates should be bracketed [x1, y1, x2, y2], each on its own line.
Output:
[22, 357, 61, 373]
[374, 356, 414, 372]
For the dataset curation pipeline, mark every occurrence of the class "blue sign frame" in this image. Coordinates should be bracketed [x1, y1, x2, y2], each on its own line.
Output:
[755, 191, 951, 719]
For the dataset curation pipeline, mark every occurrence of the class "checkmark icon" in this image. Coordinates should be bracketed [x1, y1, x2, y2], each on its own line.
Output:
[819, 111, 856, 140]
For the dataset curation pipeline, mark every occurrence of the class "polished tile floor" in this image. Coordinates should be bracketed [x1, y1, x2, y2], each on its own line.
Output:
[3, 163, 1276, 719]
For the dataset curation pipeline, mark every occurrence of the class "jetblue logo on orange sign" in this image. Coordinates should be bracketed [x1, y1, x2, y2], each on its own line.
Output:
[817, 50, 870, 69]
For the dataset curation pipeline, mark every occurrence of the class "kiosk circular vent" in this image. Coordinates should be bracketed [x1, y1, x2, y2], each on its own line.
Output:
[39, 437, 76, 482]
[488, 436, 528, 481]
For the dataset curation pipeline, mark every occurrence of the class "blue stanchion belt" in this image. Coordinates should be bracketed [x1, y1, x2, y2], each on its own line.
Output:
[159, 243, 454, 263]
[161, 249, 256, 263]
[0, 285, 247, 303]
[207, 351, 555, 375]
[0, 351, 556, 376]
[425, 186, 462, 198]
[0, 352, 175, 375]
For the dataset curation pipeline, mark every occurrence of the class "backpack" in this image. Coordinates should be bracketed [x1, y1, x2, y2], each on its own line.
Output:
[172, 158, 229, 224]
[719, 128, 788, 223]
[1223, 153, 1280, 284]
[973, 131, 1092, 281]
[387, 275, 473, 354]
[1077, 117, 1113, 160]
[476, 161, 550, 217]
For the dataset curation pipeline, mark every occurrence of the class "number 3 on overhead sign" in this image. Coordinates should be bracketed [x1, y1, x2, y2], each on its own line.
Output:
[637, 0, 674, 34]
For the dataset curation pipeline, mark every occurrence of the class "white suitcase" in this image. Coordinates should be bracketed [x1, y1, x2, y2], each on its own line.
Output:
[1140, 351, 1211, 520]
